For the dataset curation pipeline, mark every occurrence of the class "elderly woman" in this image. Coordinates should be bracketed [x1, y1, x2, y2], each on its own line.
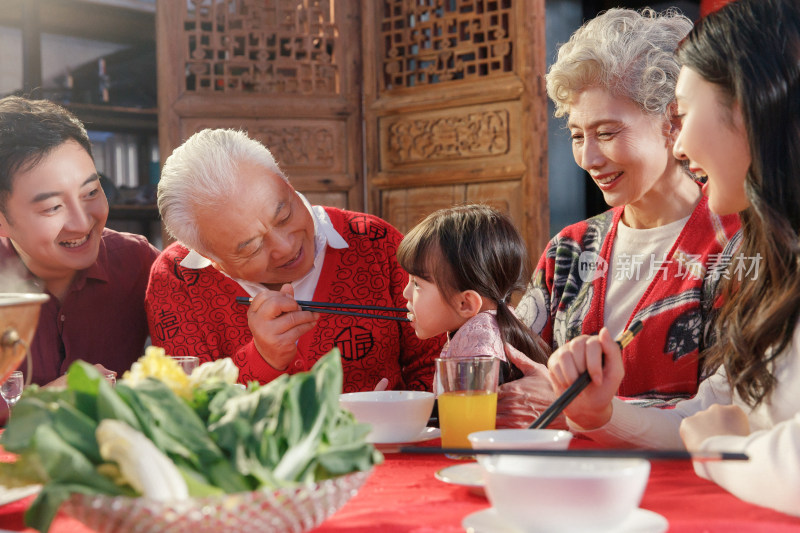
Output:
[547, 0, 800, 515]
[500, 8, 740, 427]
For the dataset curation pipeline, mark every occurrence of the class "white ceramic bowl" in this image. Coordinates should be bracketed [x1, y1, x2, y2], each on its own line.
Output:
[468, 428, 573, 451]
[468, 429, 573, 471]
[339, 390, 435, 443]
[482, 456, 650, 533]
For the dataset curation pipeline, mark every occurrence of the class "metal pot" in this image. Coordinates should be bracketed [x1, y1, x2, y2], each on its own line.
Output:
[0, 293, 49, 384]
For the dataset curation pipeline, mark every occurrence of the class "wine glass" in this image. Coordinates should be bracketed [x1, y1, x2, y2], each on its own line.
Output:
[1, 370, 24, 416]
[171, 356, 199, 375]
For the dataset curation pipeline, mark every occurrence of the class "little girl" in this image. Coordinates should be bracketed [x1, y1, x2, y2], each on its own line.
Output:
[396, 204, 548, 384]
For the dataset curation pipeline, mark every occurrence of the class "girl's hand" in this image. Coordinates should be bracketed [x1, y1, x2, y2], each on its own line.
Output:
[547, 327, 624, 430]
[679, 404, 750, 450]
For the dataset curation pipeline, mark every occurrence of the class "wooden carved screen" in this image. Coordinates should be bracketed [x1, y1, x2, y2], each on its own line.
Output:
[361, 0, 549, 255]
[157, 0, 363, 211]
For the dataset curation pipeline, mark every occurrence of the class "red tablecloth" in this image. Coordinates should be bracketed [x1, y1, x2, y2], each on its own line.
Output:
[1, 440, 799, 532]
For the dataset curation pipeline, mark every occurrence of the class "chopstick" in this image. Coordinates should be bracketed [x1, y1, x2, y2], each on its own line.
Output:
[529, 319, 644, 430]
[399, 446, 749, 462]
[300, 306, 410, 322]
[234, 296, 410, 322]
[295, 300, 408, 313]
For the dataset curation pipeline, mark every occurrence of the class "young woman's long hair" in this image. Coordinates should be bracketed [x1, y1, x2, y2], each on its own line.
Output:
[677, 0, 800, 407]
[397, 204, 548, 382]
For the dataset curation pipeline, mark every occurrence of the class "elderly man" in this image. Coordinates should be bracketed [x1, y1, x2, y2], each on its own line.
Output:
[146, 128, 442, 391]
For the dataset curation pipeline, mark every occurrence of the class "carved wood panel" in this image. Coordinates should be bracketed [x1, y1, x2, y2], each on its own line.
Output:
[378, 100, 524, 179]
[381, 184, 466, 233]
[382, 179, 523, 236]
[381, 0, 514, 89]
[385, 107, 510, 166]
[362, 0, 549, 256]
[183, 0, 339, 95]
[158, 0, 362, 216]
[159, 1, 548, 254]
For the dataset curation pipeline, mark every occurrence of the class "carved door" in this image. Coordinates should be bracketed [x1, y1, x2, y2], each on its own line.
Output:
[158, 1, 548, 253]
[157, 0, 363, 210]
[361, 0, 549, 255]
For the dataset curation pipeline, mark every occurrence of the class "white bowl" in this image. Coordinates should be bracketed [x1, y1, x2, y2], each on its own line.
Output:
[468, 428, 573, 450]
[339, 390, 434, 443]
[482, 456, 650, 533]
[468, 429, 573, 470]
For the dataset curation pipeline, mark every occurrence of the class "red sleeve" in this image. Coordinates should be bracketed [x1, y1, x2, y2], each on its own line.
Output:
[236, 341, 287, 385]
[145, 243, 292, 385]
[145, 244, 215, 361]
[531, 238, 557, 347]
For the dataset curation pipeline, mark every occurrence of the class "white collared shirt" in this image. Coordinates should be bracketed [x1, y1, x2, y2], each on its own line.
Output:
[179, 192, 348, 300]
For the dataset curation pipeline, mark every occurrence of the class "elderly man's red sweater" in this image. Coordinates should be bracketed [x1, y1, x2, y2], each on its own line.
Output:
[146, 207, 443, 392]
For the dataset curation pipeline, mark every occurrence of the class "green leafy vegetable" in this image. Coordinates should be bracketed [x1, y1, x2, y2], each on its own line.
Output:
[207, 351, 380, 488]
[0, 348, 381, 533]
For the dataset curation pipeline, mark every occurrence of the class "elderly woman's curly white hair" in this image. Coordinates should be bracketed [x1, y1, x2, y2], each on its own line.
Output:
[546, 8, 692, 118]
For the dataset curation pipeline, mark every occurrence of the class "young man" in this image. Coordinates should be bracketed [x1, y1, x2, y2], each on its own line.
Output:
[0, 96, 159, 387]
[147, 128, 443, 392]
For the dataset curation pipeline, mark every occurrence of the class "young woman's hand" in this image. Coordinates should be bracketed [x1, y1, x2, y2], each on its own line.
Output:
[546, 327, 624, 430]
[679, 404, 750, 450]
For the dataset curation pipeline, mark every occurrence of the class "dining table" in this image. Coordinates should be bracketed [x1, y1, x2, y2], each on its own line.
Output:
[0, 435, 798, 533]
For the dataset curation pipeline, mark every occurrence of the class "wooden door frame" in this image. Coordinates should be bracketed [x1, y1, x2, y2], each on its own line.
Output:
[360, 0, 549, 255]
[157, 1, 364, 212]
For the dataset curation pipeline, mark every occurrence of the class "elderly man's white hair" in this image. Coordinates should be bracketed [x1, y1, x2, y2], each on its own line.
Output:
[158, 128, 287, 253]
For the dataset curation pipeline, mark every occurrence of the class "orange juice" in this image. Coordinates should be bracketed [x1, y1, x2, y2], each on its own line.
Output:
[438, 390, 498, 448]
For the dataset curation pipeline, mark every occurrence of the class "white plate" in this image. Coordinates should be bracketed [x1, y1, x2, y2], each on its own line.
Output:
[435, 462, 483, 488]
[0, 484, 41, 506]
[372, 427, 440, 452]
[462, 507, 668, 533]
[435, 462, 485, 496]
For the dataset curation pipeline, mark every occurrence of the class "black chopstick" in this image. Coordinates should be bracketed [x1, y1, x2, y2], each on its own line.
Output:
[399, 446, 749, 462]
[234, 296, 410, 322]
[295, 300, 408, 313]
[300, 306, 410, 322]
[529, 319, 644, 430]
[235, 296, 407, 312]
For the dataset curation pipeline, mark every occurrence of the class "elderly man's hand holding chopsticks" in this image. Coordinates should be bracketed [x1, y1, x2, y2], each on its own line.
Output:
[547, 327, 624, 430]
[247, 284, 318, 371]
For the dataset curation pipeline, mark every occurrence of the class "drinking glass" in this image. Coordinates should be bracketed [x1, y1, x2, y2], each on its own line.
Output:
[171, 356, 200, 375]
[435, 356, 500, 458]
[1, 370, 24, 415]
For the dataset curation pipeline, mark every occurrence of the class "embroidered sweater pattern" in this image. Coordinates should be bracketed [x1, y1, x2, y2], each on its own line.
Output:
[517, 197, 740, 399]
[146, 207, 443, 392]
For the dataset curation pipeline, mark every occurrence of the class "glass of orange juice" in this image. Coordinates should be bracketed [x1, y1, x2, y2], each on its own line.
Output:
[435, 356, 500, 458]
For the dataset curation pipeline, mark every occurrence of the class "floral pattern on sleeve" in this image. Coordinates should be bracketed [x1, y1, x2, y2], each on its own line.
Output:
[440, 311, 507, 362]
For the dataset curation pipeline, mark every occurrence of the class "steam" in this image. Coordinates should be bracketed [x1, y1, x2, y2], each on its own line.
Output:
[0, 261, 41, 294]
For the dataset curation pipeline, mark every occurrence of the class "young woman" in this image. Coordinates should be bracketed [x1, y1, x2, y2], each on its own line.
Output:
[546, 0, 800, 516]
[397, 204, 548, 385]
